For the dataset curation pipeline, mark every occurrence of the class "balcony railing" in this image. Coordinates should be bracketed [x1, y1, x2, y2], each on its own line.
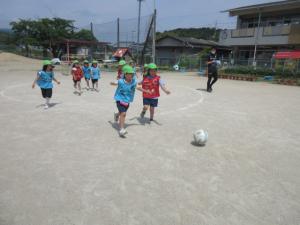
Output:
[263, 25, 291, 36]
[231, 28, 255, 38]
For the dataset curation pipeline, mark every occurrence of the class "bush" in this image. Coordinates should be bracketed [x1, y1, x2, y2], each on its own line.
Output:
[222, 66, 300, 78]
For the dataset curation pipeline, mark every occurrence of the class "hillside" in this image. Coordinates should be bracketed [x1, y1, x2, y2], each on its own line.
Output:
[157, 27, 220, 41]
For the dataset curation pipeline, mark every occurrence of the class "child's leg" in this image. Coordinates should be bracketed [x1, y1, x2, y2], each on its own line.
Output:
[140, 105, 149, 118]
[78, 81, 81, 92]
[96, 80, 98, 89]
[150, 107, 155, 120]
[86, 79, 90, 88]
[119, 112, 126, 129]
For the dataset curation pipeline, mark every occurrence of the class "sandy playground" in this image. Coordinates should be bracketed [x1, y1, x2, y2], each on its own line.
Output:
[0, 52, 300, 225]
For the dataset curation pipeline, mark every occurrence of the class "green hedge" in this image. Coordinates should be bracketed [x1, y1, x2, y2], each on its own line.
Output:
[222, 66, 300, 78]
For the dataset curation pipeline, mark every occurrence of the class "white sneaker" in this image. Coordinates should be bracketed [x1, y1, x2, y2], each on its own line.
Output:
[114, 113, 119, 122]
[119, 128, 128, 137]
[44, 104, 49, 109]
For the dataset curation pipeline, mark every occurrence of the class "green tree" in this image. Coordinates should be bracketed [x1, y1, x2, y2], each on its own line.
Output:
[73, 29, 96, 41]
[10, 18, 98, 58]
[157, 27, 220, 41]
[10, 19, 39, 56]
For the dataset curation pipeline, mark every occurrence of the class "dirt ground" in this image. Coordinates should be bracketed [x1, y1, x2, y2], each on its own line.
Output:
[0, 53, 300, 225]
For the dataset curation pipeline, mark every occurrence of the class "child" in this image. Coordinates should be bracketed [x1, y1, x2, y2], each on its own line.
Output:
[82, 60, 92, 90]
[71, 60, 83, 95]
[91, 60, 101, 92]
[139, 63, 171, 121]
[142, 64, 148, 77]
[32, 60, 60, 109]
[117, 60, 126, 80]
[110, 66, 150, 137]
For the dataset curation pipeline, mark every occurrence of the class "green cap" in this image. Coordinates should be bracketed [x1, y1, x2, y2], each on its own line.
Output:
[123, 65, 134, 74]
[119, 60, 126, 66]
[148, 63, 157, 70]
[92, 60, 98, 64]
[73, 60, 79, 64]
[43, 60, 52, 66]
[83, 60, 89, 64]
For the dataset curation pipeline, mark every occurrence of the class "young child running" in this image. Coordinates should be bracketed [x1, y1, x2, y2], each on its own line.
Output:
[117, 60, 127, 80]
[139, 63, 171, 121]
[110, 66, 150, 137]
[91, 60, 100, 92]
[32, 60, 60, 109]
[82, 60, 92, 90]
[71, 60, 84, 95]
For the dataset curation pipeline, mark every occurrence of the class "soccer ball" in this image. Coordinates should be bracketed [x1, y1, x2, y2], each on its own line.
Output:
[193, 129, 208, 146]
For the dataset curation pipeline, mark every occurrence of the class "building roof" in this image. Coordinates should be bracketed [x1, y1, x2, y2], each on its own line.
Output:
[223, 0, 300, 16]
[156, 35, 228, 49]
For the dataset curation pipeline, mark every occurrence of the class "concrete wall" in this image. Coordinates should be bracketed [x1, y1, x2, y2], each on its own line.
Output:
[219, 26, 292, 46]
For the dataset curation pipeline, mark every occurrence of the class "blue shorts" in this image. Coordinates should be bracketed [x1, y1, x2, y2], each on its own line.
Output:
[143, 98, 158, 107]
[116, 101, 130, 113]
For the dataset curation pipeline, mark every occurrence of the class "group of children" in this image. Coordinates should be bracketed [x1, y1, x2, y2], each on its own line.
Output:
[71, 60, 101, 95]
[32, 59, 171, 137]
[111, 60, 171, 137]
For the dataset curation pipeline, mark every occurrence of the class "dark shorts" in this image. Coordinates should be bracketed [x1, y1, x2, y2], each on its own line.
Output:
[73, 79, 81, 85]
[116, 101, 130, 113]
[143, 98, 158, 107]
[208, 69, 218, 78]
[85, 77, 91, 81]
[41, 88, 52, 98]
[92, 79, 98, 84]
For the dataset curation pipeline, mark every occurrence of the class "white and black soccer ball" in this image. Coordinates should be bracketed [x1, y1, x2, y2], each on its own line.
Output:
[193, 129, 208, 146]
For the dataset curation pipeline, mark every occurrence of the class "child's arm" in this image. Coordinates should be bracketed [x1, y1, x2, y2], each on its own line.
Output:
[136, 86, 151, 94]
[53, 77, 61, 85]
[161, 85, 171, 95]
[159, 79, 171, 95]
[32, 74, 39, 89]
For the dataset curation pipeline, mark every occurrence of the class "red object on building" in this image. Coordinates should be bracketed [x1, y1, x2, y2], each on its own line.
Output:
[113, 48, 130, 58]
[274, 51, 300, 59]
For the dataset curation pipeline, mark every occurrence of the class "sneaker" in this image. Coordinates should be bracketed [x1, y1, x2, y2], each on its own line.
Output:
[150, 118, 153, 122]
[44, 104, 49, 109]
[140, 111, 146, 118]
[119, 128, 128, 137]
[114, 113, 119, 122]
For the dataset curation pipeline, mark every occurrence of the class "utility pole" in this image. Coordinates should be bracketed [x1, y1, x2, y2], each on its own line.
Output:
[137, 0, 144, 63]
[117, 18, 120, 48]
[152, 9, 156, 63]
[253, 9, 262, 67]
[90, 22, 94, 35]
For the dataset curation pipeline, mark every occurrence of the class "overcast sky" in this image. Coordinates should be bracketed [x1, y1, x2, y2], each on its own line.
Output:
[0, 0, 279, 31]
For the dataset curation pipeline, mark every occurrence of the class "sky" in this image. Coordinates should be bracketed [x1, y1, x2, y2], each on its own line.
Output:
[0, 0, 279, 32]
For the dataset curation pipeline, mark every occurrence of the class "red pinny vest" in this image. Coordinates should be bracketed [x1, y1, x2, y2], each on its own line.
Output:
[73, 67, 83, 80]
[142, 75, 160, 98]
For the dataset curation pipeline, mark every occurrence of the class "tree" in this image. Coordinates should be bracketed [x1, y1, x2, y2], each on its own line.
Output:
[156, 27, 221, 41]
[10, 18, 98, 58]
[73, 29, 96, 41]
[10, 19, 39, 56]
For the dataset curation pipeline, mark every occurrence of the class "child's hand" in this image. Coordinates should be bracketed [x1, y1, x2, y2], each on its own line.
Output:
[165, 90, 171, 95]
[32, 84, 35, 89]
[57, 81, 61, 85]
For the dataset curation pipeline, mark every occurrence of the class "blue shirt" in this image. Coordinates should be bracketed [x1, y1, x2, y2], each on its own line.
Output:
[37, 71, 54, 89]
[82, 66, 91, 79]
[114, 78, 137, 103]
[91, 67, 100, 79]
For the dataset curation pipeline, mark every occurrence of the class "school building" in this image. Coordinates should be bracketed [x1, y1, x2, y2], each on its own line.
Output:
[219, 0, 300, 67]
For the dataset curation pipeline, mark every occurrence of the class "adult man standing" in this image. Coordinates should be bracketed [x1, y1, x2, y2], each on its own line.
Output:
[207, 48, 218, 92]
